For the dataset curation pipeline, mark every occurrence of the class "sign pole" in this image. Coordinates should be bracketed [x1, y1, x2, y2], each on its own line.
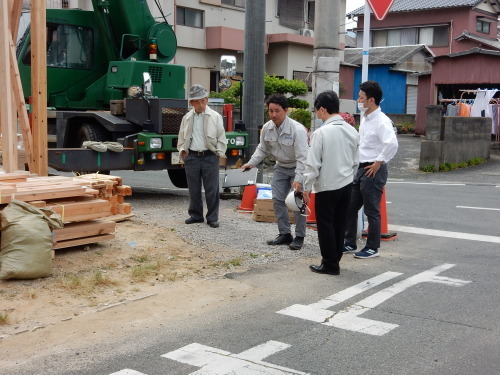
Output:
[361, 1, 370, 83]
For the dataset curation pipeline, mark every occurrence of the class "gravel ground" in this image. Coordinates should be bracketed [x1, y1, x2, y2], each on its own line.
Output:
[124, 134, 500, 268]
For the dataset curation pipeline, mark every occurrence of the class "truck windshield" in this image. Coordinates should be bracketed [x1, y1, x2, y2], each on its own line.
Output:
[22, 23, 93, 70]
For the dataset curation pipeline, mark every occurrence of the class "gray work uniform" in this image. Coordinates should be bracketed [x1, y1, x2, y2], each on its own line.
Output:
[248, 117, 309, 237]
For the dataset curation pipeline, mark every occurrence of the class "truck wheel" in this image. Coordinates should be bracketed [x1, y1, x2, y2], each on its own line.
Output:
[76, 122, 110, 145]
[76, 123, 111, 175]
[168, 169, 188, 188]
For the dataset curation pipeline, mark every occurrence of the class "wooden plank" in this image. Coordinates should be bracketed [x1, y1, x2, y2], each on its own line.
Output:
[117, 202, 131, 214]
[30, 0, 48, 176]
[105, 213, 135, 222]
[0, 0, 17, 172]
[0, 171, 31, 181]
[9, 0, 33, 171]
[53, 233, 116, 250]
[53, 220, 115, 242]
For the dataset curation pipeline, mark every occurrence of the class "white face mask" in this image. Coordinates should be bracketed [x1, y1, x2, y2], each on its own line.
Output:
[357, 102, 368, 113]
[315, 116, 324, 126]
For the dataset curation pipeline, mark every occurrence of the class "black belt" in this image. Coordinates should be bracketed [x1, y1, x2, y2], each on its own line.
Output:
[189, 149, 214, 156]
[359, 162, 374, 168]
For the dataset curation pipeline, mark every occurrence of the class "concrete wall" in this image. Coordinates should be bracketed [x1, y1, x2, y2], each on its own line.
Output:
[419, 105, 491, 170]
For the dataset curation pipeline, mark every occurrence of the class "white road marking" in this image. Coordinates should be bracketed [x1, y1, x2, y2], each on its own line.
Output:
[390, 224, 500, 243]
[278, 264, 471, 336]
[457, 205, 500, 211]
[389, 181, 466, 186]
[110, 370, 147, 375]
[162, 341, 309, 374]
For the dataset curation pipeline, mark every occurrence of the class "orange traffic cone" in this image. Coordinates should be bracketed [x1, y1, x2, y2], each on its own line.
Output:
[305, 192, 317, 230]
[237, 184, 257, 212]
[362, 188, 397, 241]
[380, 188, 397, 240]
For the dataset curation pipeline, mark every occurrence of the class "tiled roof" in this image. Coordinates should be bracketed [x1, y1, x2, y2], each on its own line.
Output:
[343, 45, 434, 66]
[455, 31, 500, 50]
[349, 0, 483, 16]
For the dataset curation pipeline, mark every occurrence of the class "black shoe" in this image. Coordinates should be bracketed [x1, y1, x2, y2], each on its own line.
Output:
[185, 217, 204, 224]
[267, 233, 293, 246]
[309, 264, 340, 275]
[207, 221, 219, 228]
[289, 236, 304, 250]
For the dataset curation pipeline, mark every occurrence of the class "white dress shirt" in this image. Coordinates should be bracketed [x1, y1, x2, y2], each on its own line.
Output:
[190, 112, 207, 151]
[359, 107, 398, 163]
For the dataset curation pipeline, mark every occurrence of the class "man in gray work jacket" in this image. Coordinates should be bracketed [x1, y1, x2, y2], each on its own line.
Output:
[241, 93, 309, 250]
[178, 84, 227, 228]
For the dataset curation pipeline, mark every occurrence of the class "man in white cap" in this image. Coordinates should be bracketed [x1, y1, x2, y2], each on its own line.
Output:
[177, 84, 227, 228]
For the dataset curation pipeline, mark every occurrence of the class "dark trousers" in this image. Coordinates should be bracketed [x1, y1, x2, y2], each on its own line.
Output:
[184, 152, 220, 222]
[344, 164, 388, 250]
[316, 183, 352, 272]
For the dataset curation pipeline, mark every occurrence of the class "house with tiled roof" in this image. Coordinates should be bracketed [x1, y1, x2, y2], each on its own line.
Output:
[343, 0, 500, 132]
[348, 0, 500, 56]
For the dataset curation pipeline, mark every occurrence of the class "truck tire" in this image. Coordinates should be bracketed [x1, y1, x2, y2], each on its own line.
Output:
[76, 122, 111, 174]
[168, 169, 188, 188]
[76, 122, 110, 146]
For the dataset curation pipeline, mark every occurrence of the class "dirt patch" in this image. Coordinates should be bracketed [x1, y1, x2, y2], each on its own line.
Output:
[0, 217, 239, 338]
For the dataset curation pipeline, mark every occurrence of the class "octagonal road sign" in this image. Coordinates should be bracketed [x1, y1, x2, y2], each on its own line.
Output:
[367, 0, 396, 21]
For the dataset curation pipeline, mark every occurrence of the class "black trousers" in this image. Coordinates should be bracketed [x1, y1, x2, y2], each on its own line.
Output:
[184, 151, 220, 222]
[344, 164, 388, 250]
[315, 183, 352, 271]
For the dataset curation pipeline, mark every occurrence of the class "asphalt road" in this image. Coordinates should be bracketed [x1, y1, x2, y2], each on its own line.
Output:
[6, 135, 499, 375]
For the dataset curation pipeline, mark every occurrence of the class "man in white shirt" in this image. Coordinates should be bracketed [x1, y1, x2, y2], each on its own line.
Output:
[177, 84, 227, 228]
[343, 81, 398, 259]
[302, 91, 359, 275]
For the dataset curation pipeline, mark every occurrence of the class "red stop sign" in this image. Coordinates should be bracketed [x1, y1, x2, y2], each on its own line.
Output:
[367, 0, 396, 21]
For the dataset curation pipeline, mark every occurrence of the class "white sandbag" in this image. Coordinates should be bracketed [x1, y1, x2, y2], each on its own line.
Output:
[0, 200, 63, 279]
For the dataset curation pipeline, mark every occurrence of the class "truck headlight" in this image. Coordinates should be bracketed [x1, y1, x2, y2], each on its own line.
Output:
[150, 138, 162, 149]
[235, 136, 245, 146]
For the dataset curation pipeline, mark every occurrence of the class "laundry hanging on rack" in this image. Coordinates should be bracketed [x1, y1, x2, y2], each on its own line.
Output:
[471, 89, 498, 117]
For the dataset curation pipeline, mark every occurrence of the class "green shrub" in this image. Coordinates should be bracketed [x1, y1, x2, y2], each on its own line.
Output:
[395, 122, 415, 134]
[421, 164, 435, 173]
[468, 157, 485, 166]
[287, 98, 309, 109]
[289, 109, 312, 129]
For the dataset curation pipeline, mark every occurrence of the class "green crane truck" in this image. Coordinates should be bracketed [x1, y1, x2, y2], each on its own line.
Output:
[16, 0, 247, 187]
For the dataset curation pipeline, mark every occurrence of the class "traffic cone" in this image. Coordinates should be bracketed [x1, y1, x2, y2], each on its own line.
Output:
[306, 192, 317, 230]
[380, 188, 397, 240]
[361, 188, 397, 241]
[237, 184, 257, 212]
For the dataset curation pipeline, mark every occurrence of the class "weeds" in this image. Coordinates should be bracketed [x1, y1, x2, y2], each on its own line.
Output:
[421, 157, 486, 173]
[131, 262, 161, 282]
[0, 310, 10, 325]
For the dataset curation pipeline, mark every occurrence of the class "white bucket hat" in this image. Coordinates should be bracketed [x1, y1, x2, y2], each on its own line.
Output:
[188, 84, 209, 101]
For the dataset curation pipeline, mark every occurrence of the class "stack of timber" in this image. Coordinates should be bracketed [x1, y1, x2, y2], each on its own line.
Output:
[0, 171, 134, 250]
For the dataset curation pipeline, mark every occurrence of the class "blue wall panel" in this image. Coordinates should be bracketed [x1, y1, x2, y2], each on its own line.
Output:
[353, 66, 407, 114]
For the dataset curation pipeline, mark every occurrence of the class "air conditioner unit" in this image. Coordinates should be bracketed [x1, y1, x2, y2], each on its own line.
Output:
[299, 28, 314, 38]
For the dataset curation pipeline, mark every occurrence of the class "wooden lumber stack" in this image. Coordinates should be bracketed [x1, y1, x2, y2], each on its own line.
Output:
[0, 172, 134, 250]
[73, 174, 133, 217]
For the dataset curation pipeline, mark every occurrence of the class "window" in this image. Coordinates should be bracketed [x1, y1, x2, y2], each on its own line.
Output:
[23, 23, 93, 69]
[177, 7, 203, 29]
[476, 19, 490, 34]
[222, 0, 245, 8]
[293, 71, 312, 92]
[418, 26, 448, 47]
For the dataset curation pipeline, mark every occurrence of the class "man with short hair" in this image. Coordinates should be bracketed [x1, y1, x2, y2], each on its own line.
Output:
[302, 90, 359, 275]
[177, 84, 227, 228]
[241, 93, 309, 250]
[343, 81, 398, 258]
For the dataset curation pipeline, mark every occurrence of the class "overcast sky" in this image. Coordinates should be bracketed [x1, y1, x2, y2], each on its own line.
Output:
[346, 0, 366, 13]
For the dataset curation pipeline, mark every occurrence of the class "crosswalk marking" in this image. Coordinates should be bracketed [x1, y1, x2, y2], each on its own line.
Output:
[390, 224, 500, 243]
[162, 341, 309, 374]
[278, 264, 471, 336]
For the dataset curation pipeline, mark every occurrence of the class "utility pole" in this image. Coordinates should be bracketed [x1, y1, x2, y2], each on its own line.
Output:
[242, 0, 265, 158]
[311, 0, 341, 131]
